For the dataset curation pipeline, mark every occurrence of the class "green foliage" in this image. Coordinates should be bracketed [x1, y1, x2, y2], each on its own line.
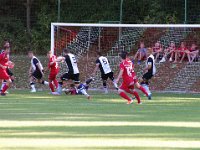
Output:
[0, 0, 200, 54]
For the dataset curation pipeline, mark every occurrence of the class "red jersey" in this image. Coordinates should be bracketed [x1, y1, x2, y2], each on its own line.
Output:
[48, 55, 59, 73]
[0, 52, 9, 70]
[120, 58, 135, 81]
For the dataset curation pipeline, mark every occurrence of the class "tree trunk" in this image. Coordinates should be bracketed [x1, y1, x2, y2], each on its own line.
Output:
[26, 0, 31, 36]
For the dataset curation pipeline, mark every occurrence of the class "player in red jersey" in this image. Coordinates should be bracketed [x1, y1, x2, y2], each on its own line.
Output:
[115, 51, 149, 104]
[0, 46, 14, 96]
[47, 51, 59, 93]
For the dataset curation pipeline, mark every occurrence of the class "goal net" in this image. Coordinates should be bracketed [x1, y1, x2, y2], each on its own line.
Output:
[51, 23, 200, 88]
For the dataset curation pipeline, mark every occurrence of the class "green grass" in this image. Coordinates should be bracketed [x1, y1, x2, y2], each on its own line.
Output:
[0, 90, 200, 150]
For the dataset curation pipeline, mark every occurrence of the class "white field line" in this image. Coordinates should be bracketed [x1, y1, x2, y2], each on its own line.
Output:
[0, 121, 200, 128]
[0, 138, 200, 148]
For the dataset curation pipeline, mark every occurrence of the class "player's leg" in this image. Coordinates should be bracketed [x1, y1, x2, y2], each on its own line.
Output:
[77, 83, 91, 100]
[48, 72, 56, 92]
[140, 74, 152, 100]
[135, 82, 149, 97]
[29, 75, 36, 92]
[85, 77, 94, 85]
[54, 73, 68, 95]
[118, 83, 133, 104]
[2, 68, 15, 93]
[108, 72, 118, 90]
[1, 80, 6, 91]
[35, 70, 49, 86]
[1, 79, 12, 96]
[53, 79, 58, 89]
[101, 74, 109, 94]
[0, 71, 12, 96]
[126, 84, 141, 104]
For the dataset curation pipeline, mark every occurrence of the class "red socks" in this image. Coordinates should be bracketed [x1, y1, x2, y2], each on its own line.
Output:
[49, 82, 55, 92]
[53, 80, 58, 89]
[139, 86, 148, 97]
[1, 84, 8, 93]
[133, 91, 141, 104]
[119, 92, 132, 102]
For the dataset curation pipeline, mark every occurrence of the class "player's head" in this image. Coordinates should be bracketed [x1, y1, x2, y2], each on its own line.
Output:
[28, 51, 34, 58]
[120, 51, 128, 60]
[47, 51, 52, 58]
[4, 47, 10, 54]
[3, 39, 10, 49]
[63, 48, 70, 55]
[147, 47, 153, 56]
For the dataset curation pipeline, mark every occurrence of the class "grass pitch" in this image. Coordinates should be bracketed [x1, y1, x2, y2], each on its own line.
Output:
[0, 90, 200, 150]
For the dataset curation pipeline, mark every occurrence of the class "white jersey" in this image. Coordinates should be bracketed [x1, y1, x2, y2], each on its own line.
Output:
[96, 56, 112, 74]
[31, 56, 44, 72]
[146, 54, 156, 75]
[64, 53, 79, 74]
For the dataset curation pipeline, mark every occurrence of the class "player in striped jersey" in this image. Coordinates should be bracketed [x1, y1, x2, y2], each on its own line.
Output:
[28, 51, 49, 92]
[53, 48, 80, 95]
[92, 52, 118, 93]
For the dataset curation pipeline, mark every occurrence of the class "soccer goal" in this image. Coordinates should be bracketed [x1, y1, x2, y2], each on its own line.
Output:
[51, 23, 200, 56]
[51, 23, 200, 88]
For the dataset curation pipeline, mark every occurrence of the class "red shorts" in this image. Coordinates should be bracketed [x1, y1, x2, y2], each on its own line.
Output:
[0, 69, 10, 80]
[120, 77, 138, 93]
[48, 71, 58, 80]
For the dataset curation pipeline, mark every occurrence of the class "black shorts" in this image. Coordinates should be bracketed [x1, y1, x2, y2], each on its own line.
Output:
[101, 72, 114, 81]
[61, 73, 80, 84]
[143, 72, 153, 80]
[6, 68, 13, 76]
[32, 70, 43, 80]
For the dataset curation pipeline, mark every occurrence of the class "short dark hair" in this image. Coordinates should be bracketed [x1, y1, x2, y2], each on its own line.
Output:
[63, 48, 70, 54]
[120, 51, 127, 59]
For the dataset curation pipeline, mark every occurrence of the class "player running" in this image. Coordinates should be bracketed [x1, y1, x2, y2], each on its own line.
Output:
[114, 51, 142, 104]
[28, 51, 49, 92]
[92, 52, 118, 94]
[0, 40, 15, 93]
[47, 51, 59, 93]
[140, 48, 156, 100]
[0, 45, 14, 96]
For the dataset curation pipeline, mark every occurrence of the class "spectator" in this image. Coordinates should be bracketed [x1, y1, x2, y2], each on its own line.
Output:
[152, 41, 163, 62]
[186, 43, 199, 64]
[134, 41, 147, 65]
[174, 42, 188, 63]
[160, 41, 176, 63]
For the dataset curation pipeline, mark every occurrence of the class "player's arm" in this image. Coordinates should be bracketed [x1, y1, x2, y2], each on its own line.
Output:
[0, 63, 6, 69]
[55, 56, 65, 62]
[92, 63, 99, 76]
[28, 65, 32, 77]
[92, 59, 100, 76]
[115, 69, 124, 84]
